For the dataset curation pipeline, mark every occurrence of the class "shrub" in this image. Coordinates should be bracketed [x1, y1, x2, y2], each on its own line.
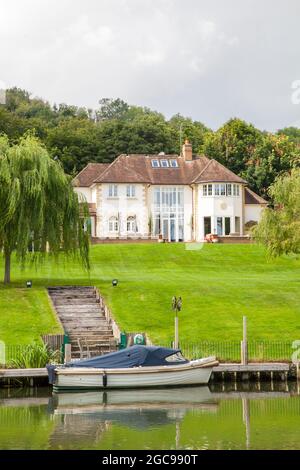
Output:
[9, 342, 61, 369]
[245, 220, 258, 233]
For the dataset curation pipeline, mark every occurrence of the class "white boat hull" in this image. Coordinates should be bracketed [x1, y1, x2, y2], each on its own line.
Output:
[52, 357, 218, 391]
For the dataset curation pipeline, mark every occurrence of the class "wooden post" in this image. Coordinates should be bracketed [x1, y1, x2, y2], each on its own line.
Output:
[174, 312, 179, 349]
[296, 362, 300, 381]
[241, 316, 248, 365]
[64, 343, 72, 363]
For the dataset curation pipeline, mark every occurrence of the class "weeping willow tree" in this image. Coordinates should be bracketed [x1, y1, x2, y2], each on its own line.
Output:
[0, 134, 90, 284]
[253, 168, 300, 256]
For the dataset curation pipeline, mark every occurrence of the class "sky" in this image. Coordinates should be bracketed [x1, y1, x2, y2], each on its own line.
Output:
[0, 0, 300, 131]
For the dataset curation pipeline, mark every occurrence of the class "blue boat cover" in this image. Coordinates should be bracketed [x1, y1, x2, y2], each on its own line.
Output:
[66, 345, 186, 368]
[47, 346, 187, 384]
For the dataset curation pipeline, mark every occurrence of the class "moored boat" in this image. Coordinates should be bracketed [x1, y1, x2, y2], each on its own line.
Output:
[47, 345, 218, 392]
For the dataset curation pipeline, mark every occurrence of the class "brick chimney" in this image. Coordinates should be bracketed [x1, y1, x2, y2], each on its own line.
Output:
[182, 139, 192, 161]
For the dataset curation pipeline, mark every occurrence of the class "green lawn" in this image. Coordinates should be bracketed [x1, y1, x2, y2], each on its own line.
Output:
[0, 243, 299, 348]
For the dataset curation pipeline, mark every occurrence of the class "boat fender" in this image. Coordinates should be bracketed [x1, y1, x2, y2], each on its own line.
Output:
[103, 372, 107, 388]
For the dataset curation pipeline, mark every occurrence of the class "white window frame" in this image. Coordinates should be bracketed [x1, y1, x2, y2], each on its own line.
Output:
[127, 216, 137, 233]
[232, 184, 240, 196]
[208, 184, 213, 196]
[151, 160, 160, 168]
[220, 184, 226, 196]
[214, 184, 220, 196]
[169, 159, 178, 168]
[203, 184, 207, 196]
[226, 184, 232, 196]
[160, 160, 169, 168]
[108, 184, 118, 198]
[126, 185, 136, 198]
[109, 216, 119, 232]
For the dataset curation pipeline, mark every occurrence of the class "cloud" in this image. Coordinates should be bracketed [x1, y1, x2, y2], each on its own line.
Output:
[0, 0, 299, 130]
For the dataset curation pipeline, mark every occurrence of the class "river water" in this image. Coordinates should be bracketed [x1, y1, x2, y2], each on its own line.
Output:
[0, 383, 299, 450]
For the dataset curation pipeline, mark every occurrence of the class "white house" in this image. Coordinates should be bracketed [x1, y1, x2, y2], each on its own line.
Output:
[73, 141, 267, 242]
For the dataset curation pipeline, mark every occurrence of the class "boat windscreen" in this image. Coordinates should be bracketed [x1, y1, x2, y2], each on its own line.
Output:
[165, 352, 187, 363]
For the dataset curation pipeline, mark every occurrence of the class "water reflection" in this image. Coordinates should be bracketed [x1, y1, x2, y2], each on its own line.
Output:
[0, 383, 299, 450]
[48, 387, 218, 449]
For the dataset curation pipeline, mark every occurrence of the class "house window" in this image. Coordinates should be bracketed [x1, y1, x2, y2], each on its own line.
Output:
[108, 184, 118, 197]
[109, 216, 119, 232]
[160, 160, 169, 168]
[217, 217, 223, 235]
[232, 184, 240, 196]
[225, 217, 231, 235]
[204, 217, 211, 236]
[214, 184, 220, 196]
[151, 160, 160, 168]
[169, 159, 178, 168]
[235, 216, 241, 234]
[203, 184, 212, 196]
[127, 216, 137, 232]
[220, 184, 226, 196]
[126, 185, 136, 198]
[226, 184, 232, 196]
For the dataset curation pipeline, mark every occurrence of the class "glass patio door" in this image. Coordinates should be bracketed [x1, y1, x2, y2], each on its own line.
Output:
[162, 218, 169, 240]
[170, 218, 176, 242]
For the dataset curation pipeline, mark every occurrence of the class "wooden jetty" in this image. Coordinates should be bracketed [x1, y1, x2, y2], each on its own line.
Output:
[0, 368, 48, 387]
[0, 368, 48, 378]
[0, 362, 296, 387]
[211, 362, 291, 382]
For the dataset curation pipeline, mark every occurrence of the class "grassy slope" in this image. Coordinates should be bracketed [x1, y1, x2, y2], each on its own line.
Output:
[0, 243, 299, 345]
[0, 285, 62, 345]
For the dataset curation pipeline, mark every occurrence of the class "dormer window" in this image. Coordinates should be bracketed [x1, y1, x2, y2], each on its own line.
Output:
[151, 160, 160, 168]
[160, 160, 169, 168]
[169, 159, 178, 168]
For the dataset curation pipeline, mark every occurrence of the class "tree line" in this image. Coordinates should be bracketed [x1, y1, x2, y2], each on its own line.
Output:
[1, 87, 300, 197]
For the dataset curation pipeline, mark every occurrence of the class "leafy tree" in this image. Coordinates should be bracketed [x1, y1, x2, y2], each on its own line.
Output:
[1, 87, 300, 196]
[277, 127, 300, 146]
[0, 134, 89, 284]
[5, 87, 31, 112]
[242, 134, 300, 196]
[253, 168, 300, 256]
[46, 118, 104, 173]
[201, 118, 262, 174]
[168, 114, 210, 154]
[97, 98, 130, 121]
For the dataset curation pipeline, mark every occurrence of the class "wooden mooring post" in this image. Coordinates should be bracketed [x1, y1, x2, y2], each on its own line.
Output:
[241, 316, 248, 365]
[64, 343, 72, 363]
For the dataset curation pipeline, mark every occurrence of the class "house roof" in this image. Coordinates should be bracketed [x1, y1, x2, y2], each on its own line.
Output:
[92, 154, 246, 185]
[73, 163, 110, 187]
[244, 187, 268, 205]
[193, 159, 247, 184]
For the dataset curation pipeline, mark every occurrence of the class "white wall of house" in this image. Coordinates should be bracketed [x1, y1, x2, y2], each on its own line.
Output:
[75, 182, 264, 241]
[196, 183, 244, 240]
[96, 183, 148, 238]
[245, 205, 265, 224]
[184, 186, 193, 241]
[74, 187, 92, 202]
[91, 186, 97, 203]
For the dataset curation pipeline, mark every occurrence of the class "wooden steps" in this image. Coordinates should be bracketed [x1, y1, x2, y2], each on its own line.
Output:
[48, 286, 117, 359]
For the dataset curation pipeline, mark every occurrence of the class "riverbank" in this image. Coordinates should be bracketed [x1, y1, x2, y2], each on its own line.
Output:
[1, 362, 299, 388]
